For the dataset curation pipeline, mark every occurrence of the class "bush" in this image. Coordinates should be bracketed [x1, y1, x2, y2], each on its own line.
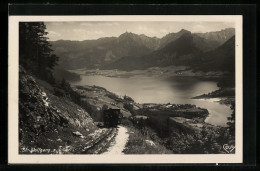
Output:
[53, 88, 66, 97]
[123, 102, 136, 115]
[147, 114, 170, 138]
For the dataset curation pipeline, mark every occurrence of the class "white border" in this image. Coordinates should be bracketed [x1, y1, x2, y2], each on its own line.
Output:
[8, 15, 243, 164]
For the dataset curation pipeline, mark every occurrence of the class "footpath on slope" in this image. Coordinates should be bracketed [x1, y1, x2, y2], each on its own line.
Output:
[102, 126, 129, 155]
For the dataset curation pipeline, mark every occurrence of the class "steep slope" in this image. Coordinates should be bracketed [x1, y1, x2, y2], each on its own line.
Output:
[159, 29, 224, 52]
[19, 66, 106, 154]
[158, 29, 191, 49]
[105, 32, 153, 59]
[118, 32, 159, 50]
[103, 32, 202, 70]
[192, 35, 235, 72]
[192, 34, 220, 52]
[51, 37, 118, 68]
[158, 32, 200, 55]
[139, 34, 160, 50]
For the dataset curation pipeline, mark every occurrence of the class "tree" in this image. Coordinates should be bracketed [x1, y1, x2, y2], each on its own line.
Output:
[19, 22, 59, 81]
[227, 102, 235, 136]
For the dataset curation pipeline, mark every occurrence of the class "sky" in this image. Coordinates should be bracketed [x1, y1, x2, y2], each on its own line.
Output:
[45, 21, 235, 41]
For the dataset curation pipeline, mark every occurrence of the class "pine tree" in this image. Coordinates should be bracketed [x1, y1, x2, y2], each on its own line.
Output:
[19, 22, 59, 81]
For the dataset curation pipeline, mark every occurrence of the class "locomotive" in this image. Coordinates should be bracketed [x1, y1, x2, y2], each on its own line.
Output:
[103, 108, 123, 127]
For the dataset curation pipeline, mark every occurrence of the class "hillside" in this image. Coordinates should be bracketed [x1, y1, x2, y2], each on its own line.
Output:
[19, 66, 118, 154]
[53, 67, 81, 82]
[158, 29, 190, 49]
[191, 36, 235, 72]
[192, 34, 220, 52]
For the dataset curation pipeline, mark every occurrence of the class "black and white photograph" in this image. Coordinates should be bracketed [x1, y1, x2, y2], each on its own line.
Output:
[8, 15, 243, 164]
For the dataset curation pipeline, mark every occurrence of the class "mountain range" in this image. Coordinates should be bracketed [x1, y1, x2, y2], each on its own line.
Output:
[50, 28, 235, 72]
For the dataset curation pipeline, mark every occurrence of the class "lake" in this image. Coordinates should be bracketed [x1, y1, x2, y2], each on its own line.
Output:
[73, 75, 232, 127]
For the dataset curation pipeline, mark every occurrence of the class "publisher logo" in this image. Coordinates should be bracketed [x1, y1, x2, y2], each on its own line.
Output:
[223, 144, 235, 153]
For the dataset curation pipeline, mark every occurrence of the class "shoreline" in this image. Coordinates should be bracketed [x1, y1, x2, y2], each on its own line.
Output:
[191, 87, 235, 106]
[69, 71, 234, 127]
[68, 67, 234, 129]
[69, 66, 230, 80]
[72, 84, 225, 129]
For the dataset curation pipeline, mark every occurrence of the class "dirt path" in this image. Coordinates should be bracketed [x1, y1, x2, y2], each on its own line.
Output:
[103, 126, 129, 155]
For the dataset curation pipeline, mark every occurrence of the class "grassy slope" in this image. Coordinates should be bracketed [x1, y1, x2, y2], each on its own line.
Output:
[121, 119, 172, 154]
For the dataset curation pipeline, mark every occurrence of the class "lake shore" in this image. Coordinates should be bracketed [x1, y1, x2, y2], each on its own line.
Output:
[70, 68, 233, 127]
[192, 87, 235, 105]
[69, 66, 229, 79]
[72, 84, 217, 127]
[70, 67, 235, 106]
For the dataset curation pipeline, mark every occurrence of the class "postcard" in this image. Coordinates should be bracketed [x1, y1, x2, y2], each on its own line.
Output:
[8, 15, 243, 164]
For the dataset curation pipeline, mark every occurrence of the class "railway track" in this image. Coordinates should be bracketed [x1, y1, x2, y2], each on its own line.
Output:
[82, 127, 118, 154]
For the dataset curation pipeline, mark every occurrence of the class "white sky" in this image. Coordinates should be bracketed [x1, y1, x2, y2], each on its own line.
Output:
[45, 21, 235, 41]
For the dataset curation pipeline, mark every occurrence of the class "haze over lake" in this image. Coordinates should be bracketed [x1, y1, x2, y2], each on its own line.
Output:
[72, 74, 232, 127]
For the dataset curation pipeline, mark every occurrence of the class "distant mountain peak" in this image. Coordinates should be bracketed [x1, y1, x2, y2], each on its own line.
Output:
[139, 34, 150, 38]
[119, 31, 135, 36]
[160, 32, 198, 55]
[179, 29, 190, 33]
[118, 32, 138, 41]
[158, 29, 192, 49]
[194, 28, 235, 44]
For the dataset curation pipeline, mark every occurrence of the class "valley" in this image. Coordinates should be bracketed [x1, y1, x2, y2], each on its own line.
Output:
[18, 22, 236, 155]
